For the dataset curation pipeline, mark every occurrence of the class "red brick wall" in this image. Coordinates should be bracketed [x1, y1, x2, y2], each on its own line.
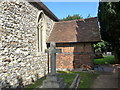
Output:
[56, 43, 94, 69]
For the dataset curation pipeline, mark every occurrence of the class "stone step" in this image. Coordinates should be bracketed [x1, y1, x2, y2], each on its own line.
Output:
[41, 74, 66, 88]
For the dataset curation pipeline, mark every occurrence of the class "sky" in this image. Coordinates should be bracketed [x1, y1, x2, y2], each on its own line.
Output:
[43, 2, 99, 19]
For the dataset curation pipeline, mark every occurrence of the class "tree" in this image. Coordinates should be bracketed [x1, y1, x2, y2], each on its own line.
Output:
[94, 40, 112, 54]
[87, 14, 91, 18]
[61, 14, 83, 21]
[98, 2, 120, 63]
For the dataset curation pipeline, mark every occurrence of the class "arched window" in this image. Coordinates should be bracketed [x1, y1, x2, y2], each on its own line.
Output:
[37, 11, 46, 53]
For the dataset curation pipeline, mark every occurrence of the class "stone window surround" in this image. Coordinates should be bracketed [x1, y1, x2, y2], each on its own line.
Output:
[37, 10, 47, 56]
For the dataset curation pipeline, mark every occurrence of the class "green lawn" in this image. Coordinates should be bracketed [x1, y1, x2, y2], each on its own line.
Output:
[77, 72, 99, 88]
[58, 71, 100, 88]
[24, 71, 100, 89]
[58, 71, 76, 88]
[94, 56, 115, 65]
[24, 76, 46, 90]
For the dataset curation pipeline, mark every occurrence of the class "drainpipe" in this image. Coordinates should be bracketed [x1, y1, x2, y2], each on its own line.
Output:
[48, 53, 49, 74]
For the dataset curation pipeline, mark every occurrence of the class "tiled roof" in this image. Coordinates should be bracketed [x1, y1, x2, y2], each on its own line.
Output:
[47, 17, 101, 43]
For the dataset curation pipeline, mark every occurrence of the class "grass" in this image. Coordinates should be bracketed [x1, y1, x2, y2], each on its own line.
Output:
[57, 71, 76, 88]
[58, 71, 100, 88]
[24, 71, 100, 89]
[77, 72, 99, 88]
[24, 76, 46, 90]
[94, 56, 115, 65]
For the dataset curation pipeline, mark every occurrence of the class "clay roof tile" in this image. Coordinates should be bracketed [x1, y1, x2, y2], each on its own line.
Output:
[47, 17, 101, 43]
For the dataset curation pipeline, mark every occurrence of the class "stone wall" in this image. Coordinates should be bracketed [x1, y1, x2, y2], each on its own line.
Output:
[56, 43, 94, 70]
[0, 0, 54, 88]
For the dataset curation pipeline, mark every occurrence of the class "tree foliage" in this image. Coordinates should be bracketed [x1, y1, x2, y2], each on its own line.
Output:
[94, 40, 112, 54]
[87, 14, 91, 18]
[61, 14, 83, 21]
[98, 2, 120, 63]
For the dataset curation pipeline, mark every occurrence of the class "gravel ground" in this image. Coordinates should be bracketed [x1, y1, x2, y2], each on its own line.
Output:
[92, 65, 120, 88]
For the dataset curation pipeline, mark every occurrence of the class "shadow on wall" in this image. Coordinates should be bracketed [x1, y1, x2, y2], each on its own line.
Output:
[16, 76, 24, 88]
[73, 20, 94, 69]
[0, 79, 11, 89]
[0, 76, 24, 89]
[0, 71, 43, 89]
[73, 21, 83, 69]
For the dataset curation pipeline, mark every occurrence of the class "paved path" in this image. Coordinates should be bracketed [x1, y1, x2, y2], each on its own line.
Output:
[92, 65, 120, 88]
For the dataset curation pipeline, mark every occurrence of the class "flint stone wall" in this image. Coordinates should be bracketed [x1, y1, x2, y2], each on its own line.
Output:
[0, 0, 54, 88]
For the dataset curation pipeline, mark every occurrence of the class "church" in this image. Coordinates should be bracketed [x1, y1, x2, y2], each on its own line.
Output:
[0, 0, 101, 88]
